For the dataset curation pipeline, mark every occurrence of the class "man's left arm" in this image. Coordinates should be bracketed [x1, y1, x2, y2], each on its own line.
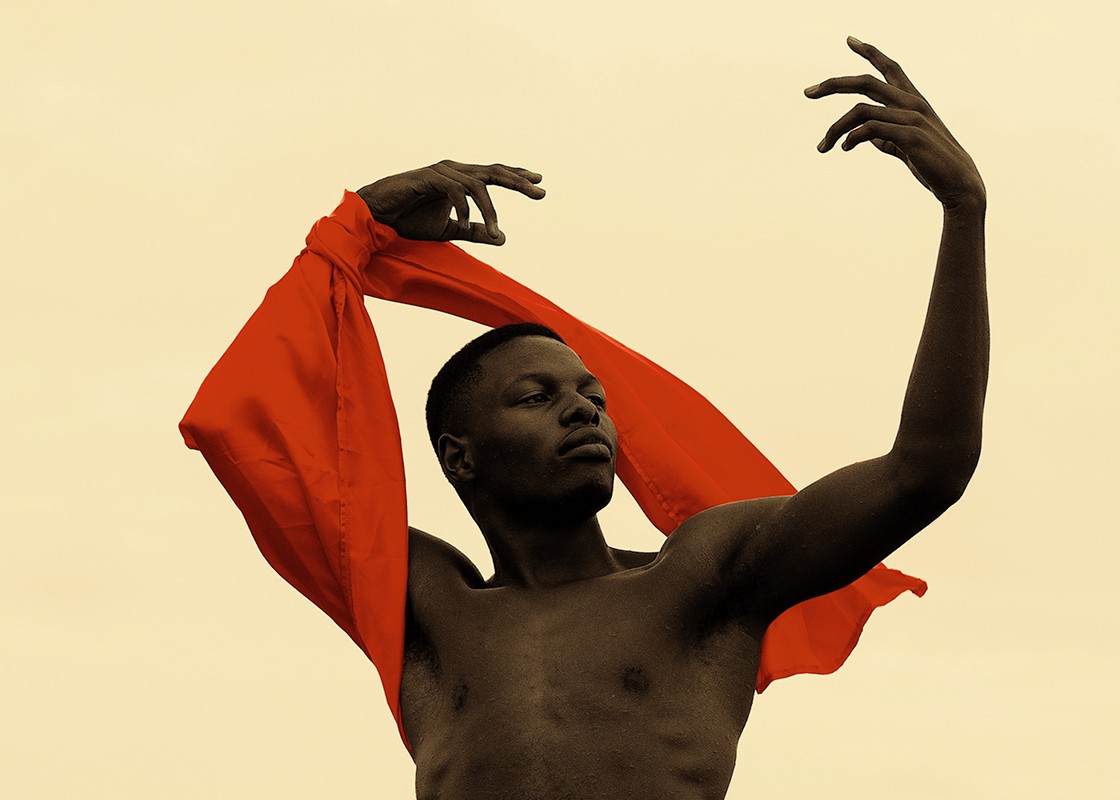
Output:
[664, 38, 988, 626]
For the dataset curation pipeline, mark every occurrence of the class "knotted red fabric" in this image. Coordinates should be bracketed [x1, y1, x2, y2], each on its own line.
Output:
[180, 191, 927, 752]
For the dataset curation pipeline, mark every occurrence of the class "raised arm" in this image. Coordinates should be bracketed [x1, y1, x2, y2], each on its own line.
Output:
[179, 162, 543, 741]
[667, 38, 987, 627]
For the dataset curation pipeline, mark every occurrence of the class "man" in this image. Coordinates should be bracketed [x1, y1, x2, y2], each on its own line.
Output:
[182, 38, 986, 799]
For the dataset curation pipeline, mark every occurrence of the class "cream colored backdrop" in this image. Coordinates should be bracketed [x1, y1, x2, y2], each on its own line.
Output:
[5, 1, 1117, 797]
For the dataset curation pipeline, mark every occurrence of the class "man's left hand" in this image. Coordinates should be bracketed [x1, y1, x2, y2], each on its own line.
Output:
[806, 37, 986, 211]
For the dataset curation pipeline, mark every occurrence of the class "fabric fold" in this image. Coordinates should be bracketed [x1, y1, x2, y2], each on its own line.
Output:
[180, 190, 927, 753]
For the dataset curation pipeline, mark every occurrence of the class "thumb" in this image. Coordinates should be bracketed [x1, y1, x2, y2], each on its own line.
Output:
[448, 221, 506, 246]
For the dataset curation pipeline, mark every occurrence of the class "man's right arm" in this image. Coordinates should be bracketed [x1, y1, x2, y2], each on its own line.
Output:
[180, 161, 543, 667]
[179, 191, 405, 645]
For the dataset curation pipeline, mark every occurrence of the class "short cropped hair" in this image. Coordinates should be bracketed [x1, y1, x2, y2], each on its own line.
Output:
[425, 323, 566, 453]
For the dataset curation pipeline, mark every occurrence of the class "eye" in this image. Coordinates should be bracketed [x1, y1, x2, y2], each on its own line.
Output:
[519, 392, 550, 405]
[586, 394, 607, 410]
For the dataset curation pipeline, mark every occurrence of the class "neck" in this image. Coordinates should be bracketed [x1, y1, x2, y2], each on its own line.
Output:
[473, 505, 620, 589]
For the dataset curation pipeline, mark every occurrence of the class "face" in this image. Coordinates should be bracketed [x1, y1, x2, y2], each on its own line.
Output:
[452, 336, 618, 522]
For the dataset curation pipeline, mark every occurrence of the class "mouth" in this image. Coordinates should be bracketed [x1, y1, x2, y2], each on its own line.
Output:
[559, 430, 614, 461]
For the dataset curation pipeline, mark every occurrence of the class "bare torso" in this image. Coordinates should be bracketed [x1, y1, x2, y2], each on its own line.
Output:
[402, 533, 763, 800]
[371, 48, 991, 791]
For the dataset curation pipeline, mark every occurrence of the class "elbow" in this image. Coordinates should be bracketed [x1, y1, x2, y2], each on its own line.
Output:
[180, 410, 219, 452]
[179, 418, 201, 450]
[891, 441, 981, 513]
[179, 397, 244, 453]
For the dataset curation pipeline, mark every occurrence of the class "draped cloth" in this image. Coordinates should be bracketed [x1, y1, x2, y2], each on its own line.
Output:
[180, 191, 927, 752]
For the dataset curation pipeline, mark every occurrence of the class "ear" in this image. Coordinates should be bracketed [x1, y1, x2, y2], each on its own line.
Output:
[437, 433, 475, 484]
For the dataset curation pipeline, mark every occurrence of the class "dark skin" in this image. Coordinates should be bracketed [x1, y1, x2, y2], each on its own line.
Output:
[357, 38, 987, 800]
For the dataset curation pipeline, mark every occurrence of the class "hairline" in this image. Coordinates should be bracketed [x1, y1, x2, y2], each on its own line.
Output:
[425, 325, 568, 453]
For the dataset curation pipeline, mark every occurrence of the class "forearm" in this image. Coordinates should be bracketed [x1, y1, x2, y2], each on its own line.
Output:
[891, 198, 989, 493]
[181, 193, 393, 443]
[179, 192, 405, 638]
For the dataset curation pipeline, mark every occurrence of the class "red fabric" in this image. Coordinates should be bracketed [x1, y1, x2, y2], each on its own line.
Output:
[181, 191, 927, 752]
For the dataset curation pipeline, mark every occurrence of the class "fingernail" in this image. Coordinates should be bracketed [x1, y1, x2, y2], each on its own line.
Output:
[817, 138, 828, 152]
[804, 83, 820, 95]
[847, 35, 864, 47]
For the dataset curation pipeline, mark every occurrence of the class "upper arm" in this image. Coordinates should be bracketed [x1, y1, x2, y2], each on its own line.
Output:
[179, 256, 367, 642]
[659, 449, 965, 629]
[406, 527, 484, 627]
[746, 451, 963, 621]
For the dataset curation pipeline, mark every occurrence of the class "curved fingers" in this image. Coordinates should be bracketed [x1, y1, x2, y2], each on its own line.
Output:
[489, 163, 545, 186]
[442, 160, 546, 199]
[421, 169, 471, 231]
[490, 168, 547, 199]
[839, 119, 921, 152]
[448, 221, 507, 246]
[805, 74, 923, 111]
[818, 103, 924, 153]
[431, 161, 502, 239]
[846, 37, 922, 98]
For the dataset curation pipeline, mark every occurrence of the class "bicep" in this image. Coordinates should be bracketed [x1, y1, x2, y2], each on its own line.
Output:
[658, 450, 956, 628]
[746, 450, 955, 622]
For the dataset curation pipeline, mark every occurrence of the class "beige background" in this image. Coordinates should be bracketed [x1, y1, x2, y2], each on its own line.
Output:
[5, 1, 1117, 797]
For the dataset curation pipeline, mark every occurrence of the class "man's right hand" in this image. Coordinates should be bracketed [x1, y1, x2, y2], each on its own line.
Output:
[357, 161, 545, 246]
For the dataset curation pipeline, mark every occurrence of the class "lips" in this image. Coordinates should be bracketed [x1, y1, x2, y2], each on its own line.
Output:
[559, 428, 614, 460]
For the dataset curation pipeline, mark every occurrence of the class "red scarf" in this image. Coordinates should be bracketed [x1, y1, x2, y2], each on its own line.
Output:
[181, 192, 926, 751]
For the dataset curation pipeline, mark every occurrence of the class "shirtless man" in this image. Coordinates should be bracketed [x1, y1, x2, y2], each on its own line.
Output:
[355, 38, 988, 800]
[186, 38, 986, 800]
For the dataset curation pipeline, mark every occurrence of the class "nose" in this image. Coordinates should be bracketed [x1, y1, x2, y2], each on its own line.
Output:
[561, 394, 600, 426]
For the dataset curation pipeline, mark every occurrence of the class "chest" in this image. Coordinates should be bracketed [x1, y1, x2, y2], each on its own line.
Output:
[401, 572, 761, 739]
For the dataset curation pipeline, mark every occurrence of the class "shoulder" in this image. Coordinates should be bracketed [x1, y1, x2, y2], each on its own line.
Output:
[657, 496, 789, 575]
[648, 496, 792, 624]
[407, 527, 486, 601]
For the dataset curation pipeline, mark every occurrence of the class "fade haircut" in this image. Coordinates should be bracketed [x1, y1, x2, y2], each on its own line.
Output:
[425, 323, 566, 454]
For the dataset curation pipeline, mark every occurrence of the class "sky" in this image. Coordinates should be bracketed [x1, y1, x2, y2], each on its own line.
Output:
[4, 1, 1118, 797]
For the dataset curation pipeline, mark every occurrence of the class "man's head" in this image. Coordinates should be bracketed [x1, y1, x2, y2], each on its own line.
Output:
[426, 323, 566, 453]
[425, 323, 617, 522]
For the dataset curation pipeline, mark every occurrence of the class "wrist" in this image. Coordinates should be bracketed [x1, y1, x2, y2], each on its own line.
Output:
[335, 190, 399, 254]
[943, 192, 987, 222]
[356, 183, 383, 221]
